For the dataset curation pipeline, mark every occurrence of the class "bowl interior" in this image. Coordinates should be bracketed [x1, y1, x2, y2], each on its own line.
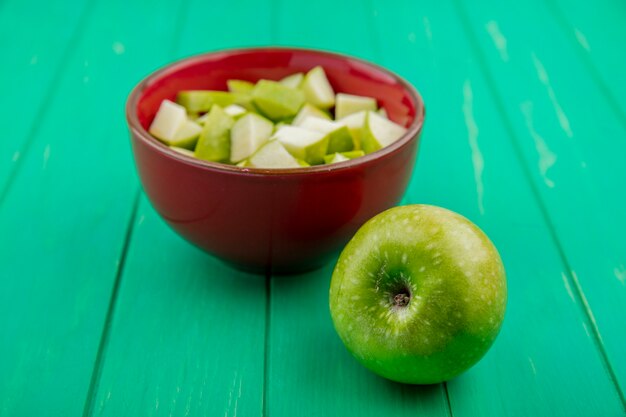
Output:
[134, 48, 420, 133]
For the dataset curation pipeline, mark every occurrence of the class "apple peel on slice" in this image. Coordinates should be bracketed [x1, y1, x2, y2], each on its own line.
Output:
[272, 125, 329, 165]
[300, 66, 335, 109]
[248, 140, 301, 169]
[361, 111, 407, 154]
[299, 116, 354, 153]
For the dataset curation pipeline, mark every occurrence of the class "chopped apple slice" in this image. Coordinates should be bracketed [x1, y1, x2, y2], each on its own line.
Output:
[227, 79, 254, 94]
[194, 105, 234, 162]
[248, 140, 301, 168]
[167, 119, 202, 149]
[170, 146, 196, 157]
[224, 104, 247, 118]
[236, 159, 251, 167]
[252, 80, 305, 121]
[335, 93, 377, 119]
[149, 100, 187, 143]
[323, 153, 350, 164]
[301, 66, 335, 109]
[296, 159, 310, 167]
[292, 103, 332, 126]
[378, 107, 388, 118]
[230, 113, 274, 163]
[361, 111, 407, 154]
[299, 116, 354, 153]
[280, 73, 304, 89]
[177, 90, 244, 113]
[272, 125, 329, 165]
[337, 110, 368, 149]
[339, 150, 365, 159]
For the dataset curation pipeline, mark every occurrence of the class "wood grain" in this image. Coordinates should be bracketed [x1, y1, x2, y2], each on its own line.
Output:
[454, 0, 626, 404]
[0, 0, 183, 415]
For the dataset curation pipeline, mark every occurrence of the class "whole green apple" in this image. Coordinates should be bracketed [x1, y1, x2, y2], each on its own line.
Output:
[329, 205, 507, 384]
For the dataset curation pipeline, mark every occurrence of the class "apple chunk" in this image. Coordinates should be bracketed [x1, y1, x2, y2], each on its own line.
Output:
[335, 93, 377, 119]
[149, 100, 187, 143]
[248, 140, 301, 169]
[252, 80, 305, 121]
[230, 113, 274, 163]
[292, 103, 331, 126]
[272, 125, 329, 165]
[194, 105, 234, 163]
[176, 90, 243, 113]
[299, 117, 354, 153]
[280, 72, 304, 89]
[301, 66, 335, 109]
[361, 111, 407, 154]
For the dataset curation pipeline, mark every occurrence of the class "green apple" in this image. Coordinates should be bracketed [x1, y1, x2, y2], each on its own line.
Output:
[176, 90, 244, 113]
[272, 125, 329, 165]
[335, 93, 377, 119]
[301, 66, 335, 109]
[280, 72, 304, 89]
[252, 80, 305, 121]
[330, 205, 507, 384]
[248, 140, 301, 168]
[230, 113, 274, 163]
[194, 105, 234, 163]
[299, 117, 354, 153]
[292, 103, 332, 126]
[227, 79, 254, 94]
[148, 99, 187, 142]
[361, 111, 407, 154]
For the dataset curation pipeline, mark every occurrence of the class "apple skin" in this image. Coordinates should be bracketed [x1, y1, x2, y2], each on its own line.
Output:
[329, 205, 506, 384]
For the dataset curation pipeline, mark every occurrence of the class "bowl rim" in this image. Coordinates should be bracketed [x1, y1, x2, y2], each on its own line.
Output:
[126, 46, 425, 176]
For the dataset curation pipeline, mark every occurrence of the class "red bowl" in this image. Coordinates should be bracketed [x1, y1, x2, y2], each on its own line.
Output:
[126, 47, 425, 273]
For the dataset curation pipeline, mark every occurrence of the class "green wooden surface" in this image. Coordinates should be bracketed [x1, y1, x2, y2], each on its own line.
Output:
[1, 0, 625, 416]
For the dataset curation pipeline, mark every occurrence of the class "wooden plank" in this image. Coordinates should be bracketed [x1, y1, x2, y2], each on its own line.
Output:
[0, 0, 183, 415]
[453, 0, 626, 403]
[87, 0, 273, 415]
[546, 0, 626, 120]
[0, 0, 91, 196]
[371, 0, 626, 415]
[267, 1, 450, 416]
[88, 197, 266, 416]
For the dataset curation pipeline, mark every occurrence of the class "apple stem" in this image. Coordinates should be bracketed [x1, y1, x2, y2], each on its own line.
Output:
[393, 293, 410, 307]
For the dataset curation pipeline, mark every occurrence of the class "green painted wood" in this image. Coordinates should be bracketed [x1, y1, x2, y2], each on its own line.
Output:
[453, 0, 626, 403]
[0, 0, 183, 415]
[87, 0, 273, 415]
[267, 1, 449, 416]
[546, 0, 626, 120]
[89, 196, 266, 416]
[371, 0, 625, 415]
[0, 0, 91, 195]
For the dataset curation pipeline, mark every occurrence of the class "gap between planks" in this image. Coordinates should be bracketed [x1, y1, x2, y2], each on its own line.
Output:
[450, 0, 626, 410]
[80, 0, 191, 414]
[82, 189, 141, 417]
